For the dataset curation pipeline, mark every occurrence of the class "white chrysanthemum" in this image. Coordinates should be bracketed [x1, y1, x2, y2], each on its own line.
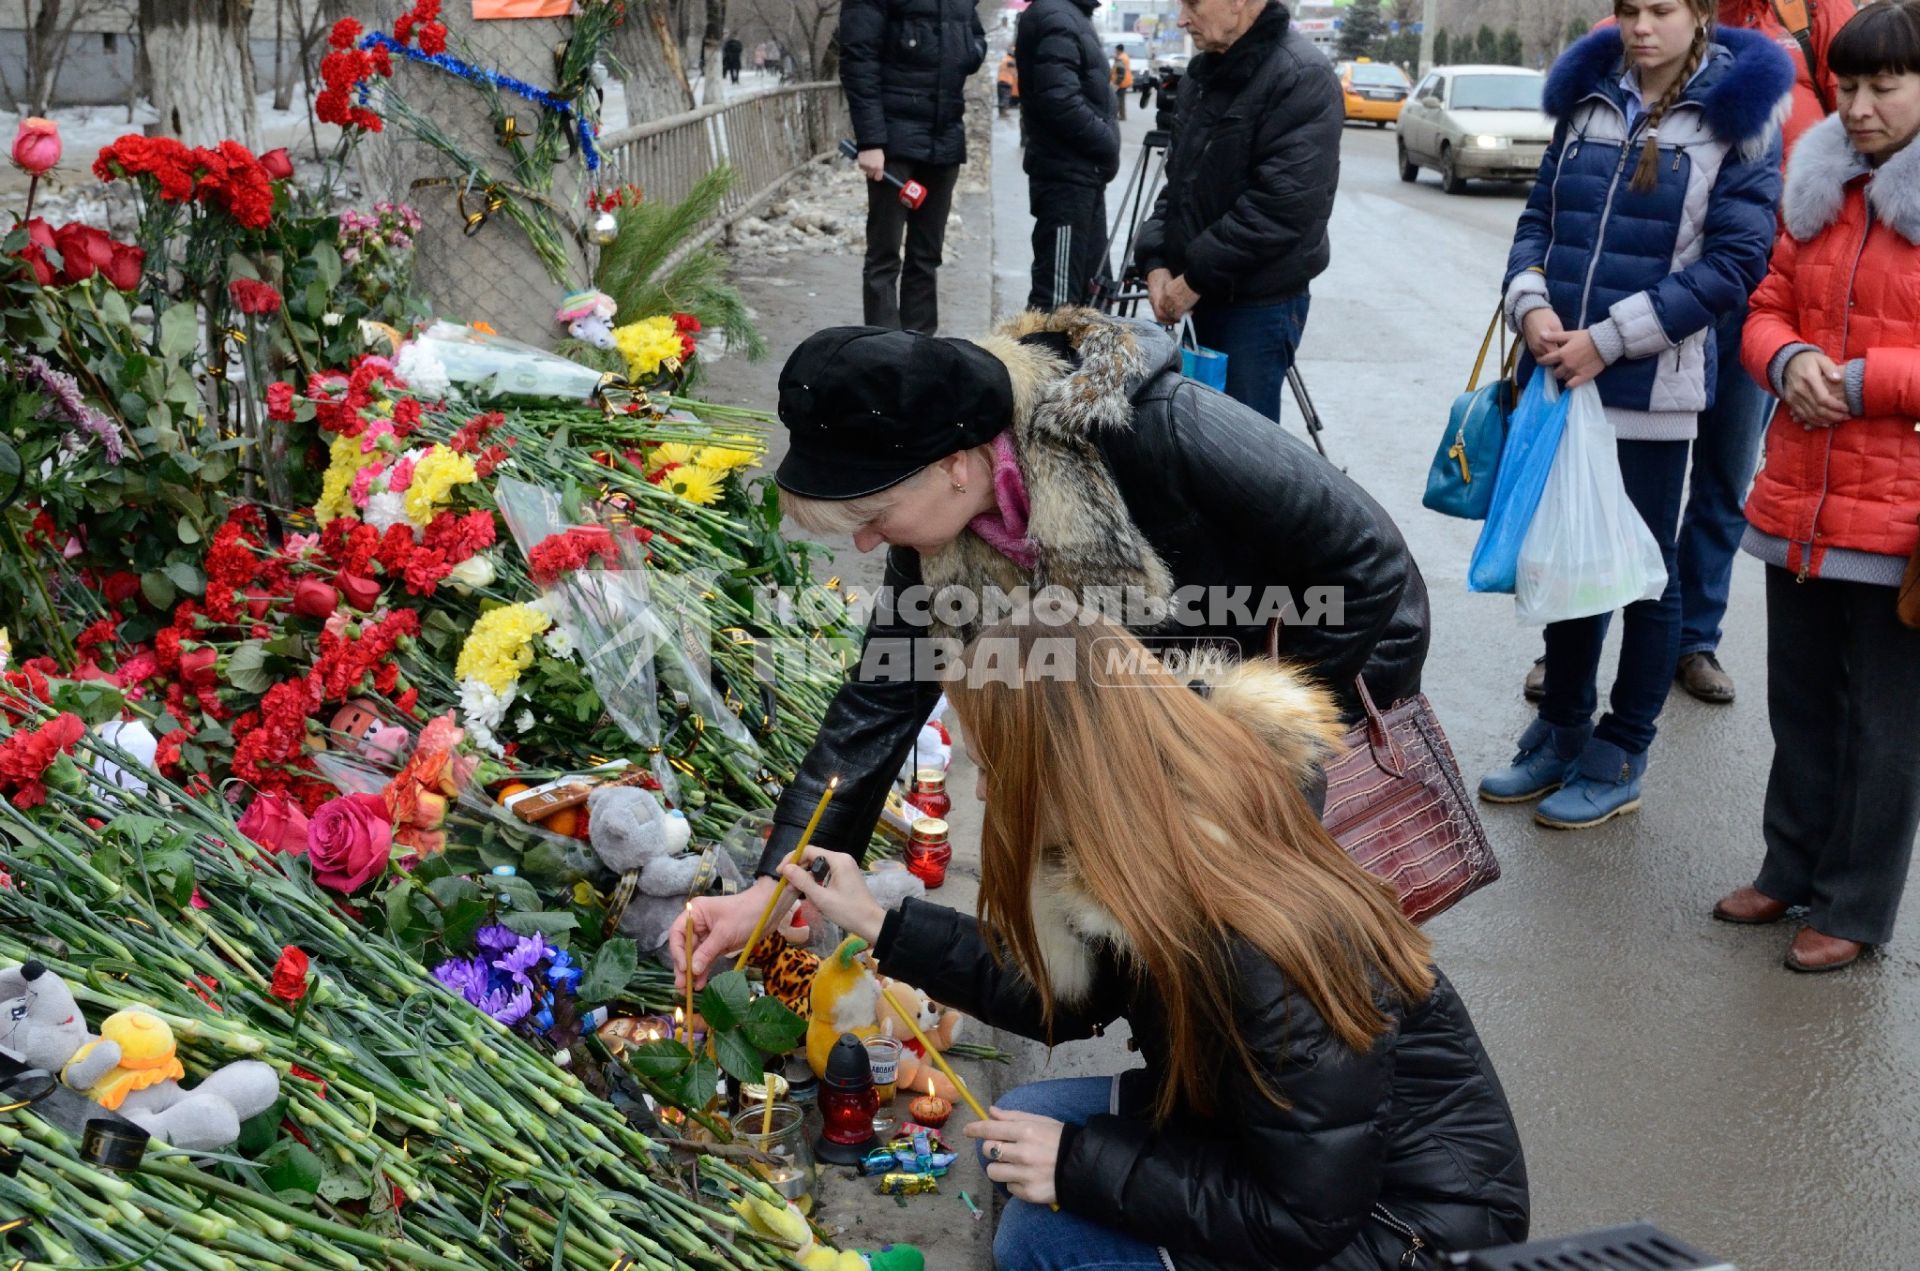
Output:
[515, 709, 536, 734]
[459, 677, 515, 757]
[395, 342, 451, 398]
[543, 626, 577, 659]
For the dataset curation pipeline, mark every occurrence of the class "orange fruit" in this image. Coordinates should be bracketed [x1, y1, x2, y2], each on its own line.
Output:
[496, 781, 531, 805]
[544, 807, 580, 838]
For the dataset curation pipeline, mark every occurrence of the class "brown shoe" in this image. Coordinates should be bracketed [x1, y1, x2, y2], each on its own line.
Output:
[1713, 885, 1789, 925]
[1523, 657, 1546, 703]
[1676, 651, 1736, 704]
[1784, 926, 1867, 973]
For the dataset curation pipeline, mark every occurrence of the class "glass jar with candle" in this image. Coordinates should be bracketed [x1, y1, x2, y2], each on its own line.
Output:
[908, 768, 951, 820]
[905, 817, 953, 889]
[728, 1103, 816, 1214]
[863, 1035, 902, 1103]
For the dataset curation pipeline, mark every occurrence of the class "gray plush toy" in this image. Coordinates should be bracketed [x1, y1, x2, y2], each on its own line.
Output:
[0, 961, 279, 1151]
[587, 786, 747, 958]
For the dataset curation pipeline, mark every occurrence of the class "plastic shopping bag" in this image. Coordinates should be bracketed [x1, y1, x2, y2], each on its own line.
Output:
[1468, 372, 1570, 594]
[1514, 381, 1668, 625]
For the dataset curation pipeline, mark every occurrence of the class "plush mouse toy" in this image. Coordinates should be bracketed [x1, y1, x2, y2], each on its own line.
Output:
[0, 961, 278, 1151]
[554, 290, 619, 350]
[587, 785, 745, 957]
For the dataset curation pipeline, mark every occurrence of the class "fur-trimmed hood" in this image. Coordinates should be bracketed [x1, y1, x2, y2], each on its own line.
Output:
[919, 308, 1183, 637]
[1032, 658, 1346, 1005]
[1781, 114, 1920, 246]
[1544, 25, 1794, 152]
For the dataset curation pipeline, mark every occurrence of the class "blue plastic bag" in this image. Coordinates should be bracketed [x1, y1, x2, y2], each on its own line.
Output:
[1468, 372, 1570, 595]
[1178, 318, 1229, 391]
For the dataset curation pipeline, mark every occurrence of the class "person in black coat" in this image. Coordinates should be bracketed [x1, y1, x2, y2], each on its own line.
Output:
[775, 614, 1529, 1271]
[1014, 0, 1121, 309]
[1136, 0, 1341, 422]
[721, 36, 743, 83]
[671, 307, 1431, 987]
[840, 0, 988, 333]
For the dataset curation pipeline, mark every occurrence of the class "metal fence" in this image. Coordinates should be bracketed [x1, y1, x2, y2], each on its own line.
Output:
[596, 83, 851, 257]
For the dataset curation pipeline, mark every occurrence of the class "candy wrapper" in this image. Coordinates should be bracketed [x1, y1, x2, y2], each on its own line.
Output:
[878, 1173, 939, 1196]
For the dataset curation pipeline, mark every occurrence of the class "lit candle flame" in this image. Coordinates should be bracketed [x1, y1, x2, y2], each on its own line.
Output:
[927, 1076, 936, 1099]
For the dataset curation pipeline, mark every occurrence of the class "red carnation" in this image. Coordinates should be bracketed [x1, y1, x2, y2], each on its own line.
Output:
[229, 278, 283, 316]
[271, 946, 310, 1003]
[418, 21, 446, 53]
[0, 712, 87, 808]
[102, 571, 141, 607]
[266, 381, 296, 422]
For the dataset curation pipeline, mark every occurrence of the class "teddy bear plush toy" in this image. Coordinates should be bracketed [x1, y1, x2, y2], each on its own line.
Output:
[0, 961, 278, 1151]
[875, 978, 965, 1103]
[586, 785, 747, 958]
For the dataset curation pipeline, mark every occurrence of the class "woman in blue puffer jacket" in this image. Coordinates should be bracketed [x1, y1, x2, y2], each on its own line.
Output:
[1482, 0, 1792, 829]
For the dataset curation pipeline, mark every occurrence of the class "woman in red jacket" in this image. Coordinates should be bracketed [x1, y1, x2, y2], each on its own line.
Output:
[1717, 0, 1920, 972]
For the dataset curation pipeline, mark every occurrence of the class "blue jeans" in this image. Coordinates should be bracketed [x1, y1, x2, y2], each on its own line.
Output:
[1677, 302, 1773, 657]
[1540, 440, 1690, 756]
[986, 1078, 1163, 1271]
[1189, 291, 1312, 423]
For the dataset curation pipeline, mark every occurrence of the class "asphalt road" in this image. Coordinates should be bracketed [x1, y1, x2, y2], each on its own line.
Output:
[989, 109, 1920, 1269]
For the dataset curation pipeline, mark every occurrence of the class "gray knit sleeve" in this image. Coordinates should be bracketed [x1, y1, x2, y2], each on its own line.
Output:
[1843, 358, 1867, 418]
[1767, 343, 1822, 398]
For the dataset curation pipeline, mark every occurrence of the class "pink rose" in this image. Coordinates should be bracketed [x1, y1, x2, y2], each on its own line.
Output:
[306, 792, 393, 894]
[10, 117, 60, 176]
[239, 793, 310, 856]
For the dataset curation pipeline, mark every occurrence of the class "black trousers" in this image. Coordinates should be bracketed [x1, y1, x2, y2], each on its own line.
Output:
[861, 158, 960, 333]
[1026, 178, 1108, 312]
[1755, 565, 1920, 944]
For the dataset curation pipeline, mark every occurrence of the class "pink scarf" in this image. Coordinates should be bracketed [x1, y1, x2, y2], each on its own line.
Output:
[967, 431, 1038, 570]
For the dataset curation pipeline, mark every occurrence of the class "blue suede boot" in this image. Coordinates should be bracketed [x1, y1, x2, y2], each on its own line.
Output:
[1478, 718, 1593, 804]
[1535, 738, 1647, 829]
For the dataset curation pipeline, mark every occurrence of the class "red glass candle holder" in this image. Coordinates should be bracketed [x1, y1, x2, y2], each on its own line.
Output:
[908, 768, 951, 821]
[814, 1033, 880, 1165]
[905, 817, 952, 889]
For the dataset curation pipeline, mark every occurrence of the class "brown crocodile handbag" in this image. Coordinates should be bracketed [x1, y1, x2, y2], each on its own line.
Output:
[1270, 627, 1502, 923]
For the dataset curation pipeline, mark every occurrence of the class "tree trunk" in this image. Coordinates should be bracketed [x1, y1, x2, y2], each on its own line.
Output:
[139, 0, 260, 149]
[612, 0, 696, 123]
[697, 0, 725, 105]
[361, 6, 590, 347]
[271, 0, 294, 112]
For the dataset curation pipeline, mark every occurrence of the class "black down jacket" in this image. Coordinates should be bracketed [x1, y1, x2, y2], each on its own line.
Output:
[876, 895, 1530, 1270]
[756, 309, 1430, 877]
[1014, 0, 1120, 188]
[839, 0, 989, 166]
[1135, 1, 1342, 304]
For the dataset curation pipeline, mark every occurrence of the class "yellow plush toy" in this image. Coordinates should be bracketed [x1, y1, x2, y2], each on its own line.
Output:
[805, 936, 879, 1079]
[64, 1009, 185, 1111]
[731, 1195, 866, 1271]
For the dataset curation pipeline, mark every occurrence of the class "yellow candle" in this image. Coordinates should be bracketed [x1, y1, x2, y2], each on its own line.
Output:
[733, 778, 839, 972]
[760, 1071, 776, 1136]
[876, 977, 987, 1122]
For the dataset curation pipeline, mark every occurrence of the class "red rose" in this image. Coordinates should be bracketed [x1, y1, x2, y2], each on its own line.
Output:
[101, 241, 144, 291]
[10, 117, 61, 177]
[292, 578, 339, 620]
[338, 572, 382, 611]
[180, 646, 218, 688]
[243, 585, 271, 620]
[240, 792, 311, 855]
[305, 792, 392, 894]
[270, 945, 310, 1003]
[14, 218, 53, 285]
[228, 278, 282, 316]
[259, 148, 294, 181]
[51, 222, 109, 284]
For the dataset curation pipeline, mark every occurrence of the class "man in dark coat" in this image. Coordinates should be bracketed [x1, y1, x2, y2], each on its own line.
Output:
[1015, 0, 1120, 310]
[672, 307, 1432, 984]
[840, 0, 989, 333]
[1136, 0, 1340, 422]
[721, 36, 743, 84]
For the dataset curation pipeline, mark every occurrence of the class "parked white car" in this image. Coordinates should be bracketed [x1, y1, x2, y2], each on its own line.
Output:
[1396, 65, 1552, 194]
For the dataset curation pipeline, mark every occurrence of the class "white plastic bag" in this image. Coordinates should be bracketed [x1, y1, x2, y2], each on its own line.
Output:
[1514, 382, 1668, 626]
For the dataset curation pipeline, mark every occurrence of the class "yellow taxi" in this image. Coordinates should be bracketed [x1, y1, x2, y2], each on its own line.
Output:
[1336, 58, 1412, 127]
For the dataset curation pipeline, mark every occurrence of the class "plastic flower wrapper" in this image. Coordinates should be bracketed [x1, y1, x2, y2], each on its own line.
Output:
[495, 478, 763, 798]
[395, 321, 613, 404]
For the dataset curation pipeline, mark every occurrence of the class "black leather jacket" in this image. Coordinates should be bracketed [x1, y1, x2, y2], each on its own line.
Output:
[839, 0, 989, 165]
[1134, 2, 1342, 304]
[876, 899, 1530, 1269]
[755, 320, 1428, 877]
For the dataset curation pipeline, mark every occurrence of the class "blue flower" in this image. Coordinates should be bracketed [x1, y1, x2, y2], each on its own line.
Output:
[532, 991, 556, 1035]
[475, 923, 519, 954]
[432, 955, 489, 1007]
[545, 948, 582, 996]
[480, 983, 533, 1027]
[492, 931, 550, 986]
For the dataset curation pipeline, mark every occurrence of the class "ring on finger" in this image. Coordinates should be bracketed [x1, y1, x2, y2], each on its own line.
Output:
[988, 1144, 1002, 1162]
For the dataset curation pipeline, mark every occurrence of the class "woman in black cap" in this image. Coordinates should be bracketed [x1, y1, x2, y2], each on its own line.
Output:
[675, 306, 1430, 987]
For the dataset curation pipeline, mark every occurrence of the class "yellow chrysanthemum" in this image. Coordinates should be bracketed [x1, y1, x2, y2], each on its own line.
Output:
[668, 465, 727, 506]
[646, 442, 701, 474]
[694, 435, 761, 471]
[454, 604, 553, 693]
[317, 431, 379, 523]
[405, 444, 478, 527]
[611, 316, 685, 381]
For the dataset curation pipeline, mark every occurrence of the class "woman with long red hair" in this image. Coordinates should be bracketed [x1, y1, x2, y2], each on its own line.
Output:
[782, 614, 1528, 1270]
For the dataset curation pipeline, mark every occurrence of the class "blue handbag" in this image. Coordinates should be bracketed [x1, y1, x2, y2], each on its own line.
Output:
[1424, 307, 1519, 520]
[1178, 318, 1229, 392]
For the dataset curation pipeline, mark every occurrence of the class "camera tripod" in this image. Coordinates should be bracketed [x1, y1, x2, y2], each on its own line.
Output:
[1088, 128, 1334, 463]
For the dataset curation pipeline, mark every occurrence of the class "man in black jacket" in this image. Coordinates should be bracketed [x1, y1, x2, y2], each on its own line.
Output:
[840, 0, 988, 333]
[1136, 0, 1340, 421]
[1015, 0, 1120, 310]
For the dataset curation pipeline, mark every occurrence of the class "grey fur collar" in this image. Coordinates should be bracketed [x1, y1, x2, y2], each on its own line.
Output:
[918, 308, 1177, 640]
[1783, 114, 1920, 245]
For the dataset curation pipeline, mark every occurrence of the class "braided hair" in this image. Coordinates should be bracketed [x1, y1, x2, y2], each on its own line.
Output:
[1628, 9, 1712, 194]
